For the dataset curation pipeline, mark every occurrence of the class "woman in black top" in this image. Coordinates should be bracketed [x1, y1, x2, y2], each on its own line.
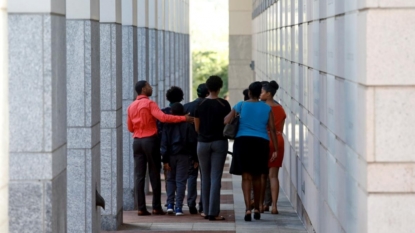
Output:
[194, 76, 231, 221]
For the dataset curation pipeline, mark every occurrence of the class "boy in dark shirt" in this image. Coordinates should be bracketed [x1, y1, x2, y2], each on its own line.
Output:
[161, 103, 197, 216]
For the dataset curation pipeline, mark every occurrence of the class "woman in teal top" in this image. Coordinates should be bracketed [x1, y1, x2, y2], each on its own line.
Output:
[224, 81, 278, 222]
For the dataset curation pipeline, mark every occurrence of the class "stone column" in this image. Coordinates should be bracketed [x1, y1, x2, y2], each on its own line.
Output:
[228, 0, 253, 107]
[122, 0, 138, 212]
[173, 1, 179, 88]
[148, 0, 158, 104]
[7, 1, 67, 232]
[0, 0, 8, 232]
[185, 0, 193, 102]
[99, 0, 123, 230]
[163, 0, 170, 106]
[184, 0, 190, 102]
[66, 0, 101, 232]
[169, 0, 175, 87]
[137, 0, 149, 89]
[157, 0, 165, 107]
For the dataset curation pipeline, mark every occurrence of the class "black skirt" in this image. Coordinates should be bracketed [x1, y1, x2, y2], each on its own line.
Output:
[230, 136, 270, 176]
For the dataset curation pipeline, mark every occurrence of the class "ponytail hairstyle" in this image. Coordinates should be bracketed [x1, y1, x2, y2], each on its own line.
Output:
[262, 81, 279, 97]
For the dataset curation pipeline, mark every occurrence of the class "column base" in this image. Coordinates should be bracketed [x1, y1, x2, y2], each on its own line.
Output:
[101, 209, 123, 231]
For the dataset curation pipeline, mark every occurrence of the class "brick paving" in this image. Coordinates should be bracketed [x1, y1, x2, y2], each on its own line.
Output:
[104, 156, 306, 233]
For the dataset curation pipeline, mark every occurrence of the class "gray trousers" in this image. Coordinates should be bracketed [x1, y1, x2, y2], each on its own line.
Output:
[187, 161, 202, 208]
[166, 154, 190, 208]
[197, 140, 228, 217]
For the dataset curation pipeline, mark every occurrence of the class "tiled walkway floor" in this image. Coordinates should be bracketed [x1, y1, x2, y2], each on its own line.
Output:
[104, 157, 306, 233]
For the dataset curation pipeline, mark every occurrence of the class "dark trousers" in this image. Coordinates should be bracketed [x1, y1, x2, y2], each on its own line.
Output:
[187, 160, 202, 208]
[166, 154, 190, 208]
[133, 136, 162, 211]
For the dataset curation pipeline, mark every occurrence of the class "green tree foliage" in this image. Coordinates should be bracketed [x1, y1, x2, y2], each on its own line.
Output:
[192, 50, 228, 99]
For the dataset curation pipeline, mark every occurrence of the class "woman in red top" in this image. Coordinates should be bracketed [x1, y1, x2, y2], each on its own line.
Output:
[260, 81, 286, 214]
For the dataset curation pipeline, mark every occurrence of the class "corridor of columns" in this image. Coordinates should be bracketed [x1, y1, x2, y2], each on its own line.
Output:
[1, 0, 415, 233]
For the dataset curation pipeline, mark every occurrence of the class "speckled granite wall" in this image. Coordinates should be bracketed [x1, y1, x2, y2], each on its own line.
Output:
[137, 27, 149, 88]
[100, 23, 123, 231]
[157, 30, 165, 107]
[148, 28, 157, 103]
[66, 19, 101, 233]
[164, 31, 171, 98]
[8, 14, 67, 233]
[122, 25, 137, 211]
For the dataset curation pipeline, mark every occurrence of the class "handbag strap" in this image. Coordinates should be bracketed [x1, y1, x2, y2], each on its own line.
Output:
[236, 102, 244, 118]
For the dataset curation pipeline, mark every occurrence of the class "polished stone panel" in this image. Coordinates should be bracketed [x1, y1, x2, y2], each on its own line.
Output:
[122, 25, 137, 211]
[100, 23, 123, 230]
[8, 14, 67, 233]
[164, 31, 170, 93]
[157, 30, 165, 106]
[137, 27, 148, 82]
[148, 29, 157, 103]
[67, 19, 101, 233]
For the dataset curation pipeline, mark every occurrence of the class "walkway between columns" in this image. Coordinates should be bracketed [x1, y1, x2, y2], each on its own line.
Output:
[104, 156, 306, 233]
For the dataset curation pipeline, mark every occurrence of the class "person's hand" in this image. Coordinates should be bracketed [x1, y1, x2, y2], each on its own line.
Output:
[185, 113, 194, 123]
[163, 163, 171, 171]
[270, 152, 277, 162]
[224, 114, 234, 124]
[193, 162, 199, 169]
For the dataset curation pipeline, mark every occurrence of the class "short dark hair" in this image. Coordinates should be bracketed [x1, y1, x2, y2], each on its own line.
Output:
[171, 102, 185, 116]
[135, 80, 147, 95]
[197, 83, 209, 98]
[166, 86, 184, 103]
[243, 89, 249, 101]
[262, 80, 279, 97]
[248, 81, 262, 99]
[261, 81, 269, 86]
[206, 76, 223, 92]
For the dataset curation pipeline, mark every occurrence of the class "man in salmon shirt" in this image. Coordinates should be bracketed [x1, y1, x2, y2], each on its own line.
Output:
[127, 80, 193, 216]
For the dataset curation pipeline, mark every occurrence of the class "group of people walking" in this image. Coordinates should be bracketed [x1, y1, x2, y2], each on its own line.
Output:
[127, 76, 286, 222]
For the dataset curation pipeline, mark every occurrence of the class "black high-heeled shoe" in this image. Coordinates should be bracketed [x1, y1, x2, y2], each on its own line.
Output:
[253, 209, 261, 220]
[244, 210, 252, 221]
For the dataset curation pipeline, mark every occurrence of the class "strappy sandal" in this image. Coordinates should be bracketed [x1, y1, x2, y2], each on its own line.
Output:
[208, 215, 226, 221]
[244, 210, 252, 221]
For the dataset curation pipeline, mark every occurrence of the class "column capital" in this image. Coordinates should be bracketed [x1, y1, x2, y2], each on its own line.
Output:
[67, 0, 99, 20]
[136, 0, 148, 27]
[100, 0, 121, 23]
[8, 0, 65, 14]
[122, 0, 137, 26]
[157, 0, 164, 30]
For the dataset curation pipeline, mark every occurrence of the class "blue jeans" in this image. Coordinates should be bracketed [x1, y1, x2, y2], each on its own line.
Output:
[197, 140, 228, 217]
[166, 154, 190, 208]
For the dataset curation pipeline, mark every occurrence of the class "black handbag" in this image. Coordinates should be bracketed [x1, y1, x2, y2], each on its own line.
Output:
[223, 103, 243, 139]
